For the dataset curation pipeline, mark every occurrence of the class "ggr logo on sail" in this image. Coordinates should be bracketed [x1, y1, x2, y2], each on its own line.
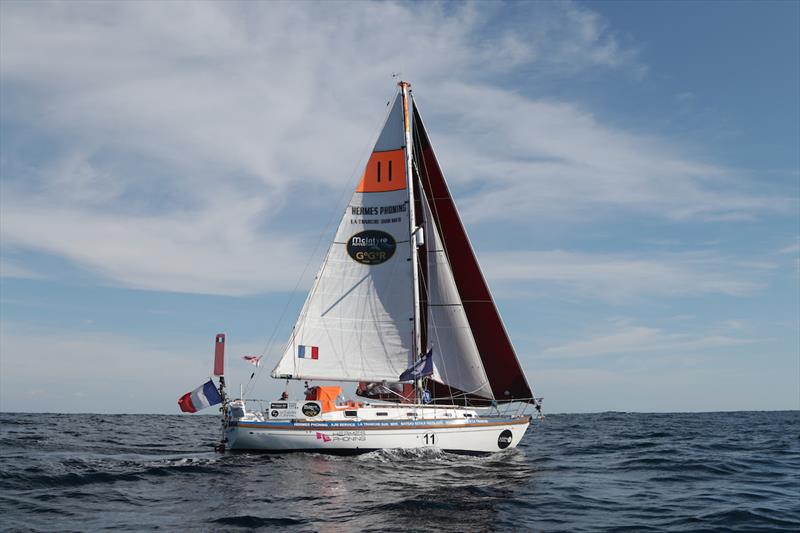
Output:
[347, 230, 396, 265]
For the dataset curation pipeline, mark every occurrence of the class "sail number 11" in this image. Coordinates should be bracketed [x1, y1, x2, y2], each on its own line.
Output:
[423, 433, 436, 445]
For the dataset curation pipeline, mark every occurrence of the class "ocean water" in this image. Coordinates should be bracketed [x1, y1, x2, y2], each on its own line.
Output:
[0, 411, 798, 532]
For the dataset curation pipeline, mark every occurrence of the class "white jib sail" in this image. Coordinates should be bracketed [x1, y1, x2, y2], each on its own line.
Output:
[272, 95, 415, 383]
[422, 193, 494, 399]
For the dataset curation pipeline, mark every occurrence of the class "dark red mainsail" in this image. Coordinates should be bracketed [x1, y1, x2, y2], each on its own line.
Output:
[412, 104, 533, 403]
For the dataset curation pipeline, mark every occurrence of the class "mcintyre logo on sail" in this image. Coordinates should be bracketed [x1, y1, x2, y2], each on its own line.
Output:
[347, 230, 396, 265]
[399, 349, 433, 381]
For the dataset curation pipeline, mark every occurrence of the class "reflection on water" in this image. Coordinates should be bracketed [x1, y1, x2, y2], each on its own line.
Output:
[239, 447, 538, 532]
[205, 446, 536, 532]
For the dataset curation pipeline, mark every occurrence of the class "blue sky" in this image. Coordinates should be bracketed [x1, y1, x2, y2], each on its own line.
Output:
[1, 1, 797, 414]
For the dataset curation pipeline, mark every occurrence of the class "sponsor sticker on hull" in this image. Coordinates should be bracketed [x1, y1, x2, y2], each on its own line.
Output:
[302, 402, 321, 417]
[315, 430, 367, 443]
[498, 429, 513, 449]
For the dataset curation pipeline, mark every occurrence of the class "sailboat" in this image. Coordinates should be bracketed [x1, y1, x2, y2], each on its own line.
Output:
[221, 81, 540, 454]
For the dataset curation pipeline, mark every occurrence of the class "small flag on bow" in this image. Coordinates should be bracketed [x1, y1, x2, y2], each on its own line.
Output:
[242, 355, 262, 367]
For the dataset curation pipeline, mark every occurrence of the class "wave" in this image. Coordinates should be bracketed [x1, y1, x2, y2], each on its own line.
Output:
[1, 410, 798, 532]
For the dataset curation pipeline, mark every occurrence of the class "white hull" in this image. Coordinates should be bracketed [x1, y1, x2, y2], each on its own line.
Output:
[225, 414, 530, 455]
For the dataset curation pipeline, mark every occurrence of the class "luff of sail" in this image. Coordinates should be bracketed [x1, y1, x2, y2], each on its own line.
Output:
[412, 104, 534, 402]
[272, 94, 415, 382]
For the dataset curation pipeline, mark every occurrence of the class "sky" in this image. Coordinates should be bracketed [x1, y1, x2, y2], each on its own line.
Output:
[1, 0, 798, 414]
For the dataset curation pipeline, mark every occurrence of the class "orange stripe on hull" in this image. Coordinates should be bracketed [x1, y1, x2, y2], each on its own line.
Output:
[356, 149, 406, 192]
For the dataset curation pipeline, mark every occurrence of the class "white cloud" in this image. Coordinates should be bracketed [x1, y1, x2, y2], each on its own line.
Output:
[0, 322, 279, 413]
[0, 1, 791, 296]
[533, 367, 626, 386]
[0, 322, 200, 413]
[481, 249, 769, 301]
[525, 317, 796, 413]
[0, 200, 321, 295]
[0, 258, 43, 280]
[777, 240, 800, 255]
[530, 364, 796, 413]
[423, 82, 792, 223]
[540, 324, 751, 359]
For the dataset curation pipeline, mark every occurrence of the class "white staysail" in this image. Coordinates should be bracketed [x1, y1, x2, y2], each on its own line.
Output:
[272, 95, 415, 383]
[422, 193, 494, 399]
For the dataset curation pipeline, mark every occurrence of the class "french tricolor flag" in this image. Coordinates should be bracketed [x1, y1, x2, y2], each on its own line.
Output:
[298, 345, 319, 360]
[178, 379, 222, 413]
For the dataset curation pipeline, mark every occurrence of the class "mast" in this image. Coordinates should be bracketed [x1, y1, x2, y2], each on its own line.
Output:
[400, 80, 422, 403]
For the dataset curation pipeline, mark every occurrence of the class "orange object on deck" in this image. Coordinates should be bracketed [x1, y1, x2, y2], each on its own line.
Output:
[305, 386, 343, 413]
